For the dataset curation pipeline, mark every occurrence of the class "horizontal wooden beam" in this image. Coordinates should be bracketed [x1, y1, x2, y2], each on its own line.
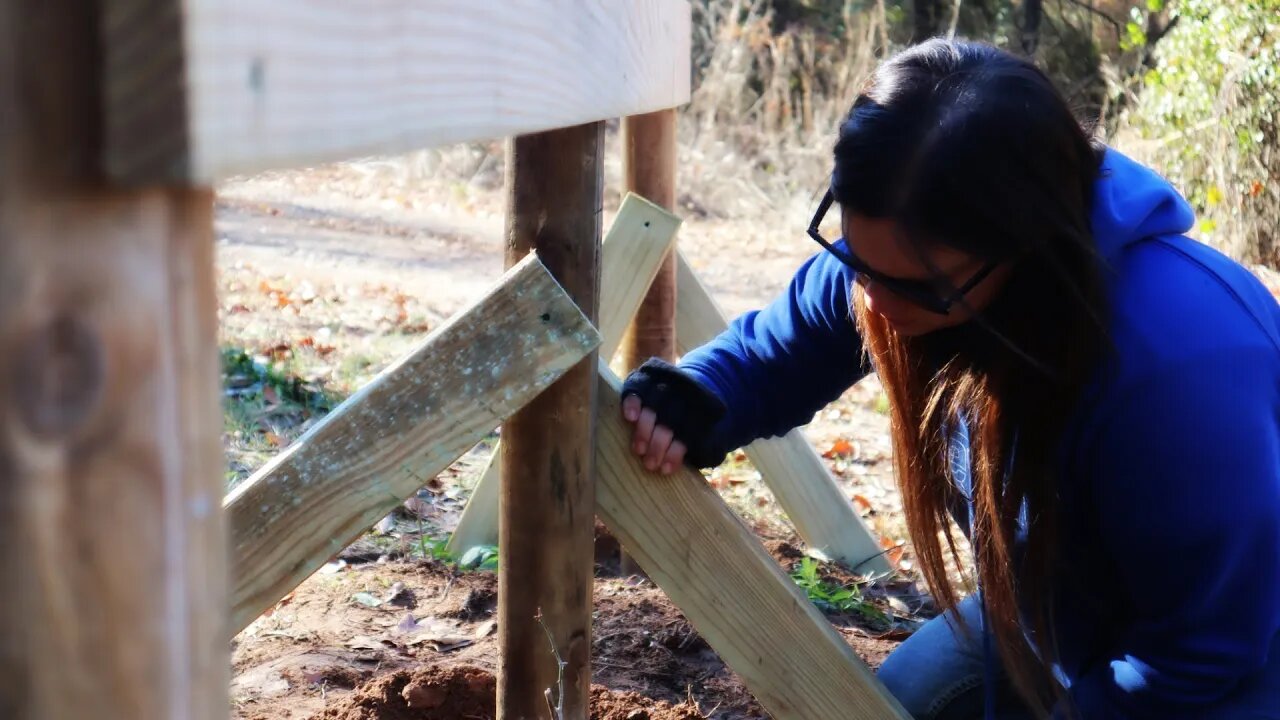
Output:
[225, 254, 599, 634]
[446, 193, 681, 556]
[594, 364, 910, 720]
[675, 252, 892, 575]
[102, 0, 692, 183]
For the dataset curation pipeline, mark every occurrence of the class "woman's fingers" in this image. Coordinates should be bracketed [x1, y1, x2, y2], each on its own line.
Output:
[633, 407, 657, 456]
[623, 401, 685, 475]
[661, 440, 687, 475]
[645, 425, 674, 471]
[621, 394, 643, 423]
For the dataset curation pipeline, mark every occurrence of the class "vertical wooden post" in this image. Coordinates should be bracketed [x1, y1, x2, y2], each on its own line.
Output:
[618, 109, 678, 576]
[0, 1, 226, 719]
[499, 123, 604, 720]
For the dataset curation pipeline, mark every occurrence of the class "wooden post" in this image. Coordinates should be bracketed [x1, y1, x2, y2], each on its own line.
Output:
[0, 1, 226, 717]
[499, 123, 604, 720]
[618, 108, 678, 576]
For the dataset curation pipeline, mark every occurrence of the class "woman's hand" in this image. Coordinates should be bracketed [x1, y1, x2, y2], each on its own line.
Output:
[621, 394, 687, 475]
[619, 358, 728, 473]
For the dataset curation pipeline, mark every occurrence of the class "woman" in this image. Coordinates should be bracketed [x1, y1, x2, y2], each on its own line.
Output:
[620, 40, 1280, 719]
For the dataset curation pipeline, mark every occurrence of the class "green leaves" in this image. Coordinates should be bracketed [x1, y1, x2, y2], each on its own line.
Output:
[1126, 0, 1280, 263]
[457, 545, 499, 572]
[790, 557, 887, 622]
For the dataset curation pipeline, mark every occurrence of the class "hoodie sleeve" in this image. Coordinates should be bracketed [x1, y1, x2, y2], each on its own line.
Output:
[677, 246, 869, 459]
[1064, 347, 1280, 718]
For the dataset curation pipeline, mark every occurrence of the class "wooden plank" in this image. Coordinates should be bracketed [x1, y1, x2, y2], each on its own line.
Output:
[446, 193, 681, 557]
[675, 252, 892, 575]
[103, 0, 693, 183]
[225, 254, 599, 634]
[0, 0, 227, 717]
[594, 365, 910, 720]
[618, 109, 680, 576]
[498, 123, 603, 720]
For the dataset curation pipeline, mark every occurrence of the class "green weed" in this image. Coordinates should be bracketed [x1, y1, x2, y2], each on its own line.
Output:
[790, 557, 887, 623]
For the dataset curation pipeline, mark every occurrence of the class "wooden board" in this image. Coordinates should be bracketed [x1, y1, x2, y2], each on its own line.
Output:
[103, 0, 693, 183]
[0, 0, 227, 717]
[675, 252, 892, 574]
[225, 254, 599, 633]
[446, 193, 681, 557]
[594, 365, 911, 720]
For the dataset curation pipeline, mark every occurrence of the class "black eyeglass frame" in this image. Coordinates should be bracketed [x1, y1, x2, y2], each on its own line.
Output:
[807, 190, 1001, 315]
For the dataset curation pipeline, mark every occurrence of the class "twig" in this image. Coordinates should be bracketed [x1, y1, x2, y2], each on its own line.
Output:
[946, 0, 962, 40]
[592, 659, 634, 670]
[1059, 0, 1122, 39]
[536, 610, 567, 720]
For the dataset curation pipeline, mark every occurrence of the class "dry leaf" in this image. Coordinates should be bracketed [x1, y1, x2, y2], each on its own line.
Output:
[474, 620, 497, 639]
[406, 635, 474, 652]
[346, 635, 389, 651]
[384, 583, 415, 608]
[852, 494, 873, 514]
[879, 535, 907, 567]
[822, 438, 855, 459]
[264, 431, 286, 447]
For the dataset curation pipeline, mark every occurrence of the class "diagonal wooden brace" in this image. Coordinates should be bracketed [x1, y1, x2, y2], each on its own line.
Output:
[595, 363, 911, 720]
[446, 193, 681, 556]
[225, 253, 600, 634]
[675, 252, 892, 574]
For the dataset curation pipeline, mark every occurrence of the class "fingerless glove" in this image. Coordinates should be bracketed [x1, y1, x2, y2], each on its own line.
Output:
[620, 358, 729, 469]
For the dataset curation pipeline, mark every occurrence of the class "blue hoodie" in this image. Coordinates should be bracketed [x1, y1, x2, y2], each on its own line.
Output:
[679, 149, 1280, 717]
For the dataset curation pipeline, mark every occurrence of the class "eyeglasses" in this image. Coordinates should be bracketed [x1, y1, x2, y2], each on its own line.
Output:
[807, 190, 1000, 315]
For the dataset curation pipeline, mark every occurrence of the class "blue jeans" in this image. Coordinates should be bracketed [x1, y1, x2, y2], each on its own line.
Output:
[878, 596, 1033, 720]
[877, 595, 1280, 720]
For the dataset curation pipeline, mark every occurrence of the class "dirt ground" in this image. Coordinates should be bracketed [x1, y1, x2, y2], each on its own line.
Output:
[232, 529, 916, 720]
[217, 154, 922, 720]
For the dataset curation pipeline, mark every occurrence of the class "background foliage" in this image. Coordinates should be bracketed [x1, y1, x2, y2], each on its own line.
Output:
[683, 0, 1278, 265]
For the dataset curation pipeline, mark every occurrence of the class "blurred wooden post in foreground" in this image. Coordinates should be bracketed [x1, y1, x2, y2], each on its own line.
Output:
[618, 108, 679, 576]
[499, 123, 605, 720]
[0, 0, 227, 717]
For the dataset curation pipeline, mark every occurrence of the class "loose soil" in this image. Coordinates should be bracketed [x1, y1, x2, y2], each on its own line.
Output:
[233, 543, 913, 720]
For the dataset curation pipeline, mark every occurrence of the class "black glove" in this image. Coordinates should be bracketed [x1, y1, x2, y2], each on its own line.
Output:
[620, 358, 729, 469]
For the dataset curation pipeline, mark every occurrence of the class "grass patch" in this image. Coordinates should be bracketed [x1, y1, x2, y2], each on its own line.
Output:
[791, 556, 887, 623]
[222, 346, 344, 489]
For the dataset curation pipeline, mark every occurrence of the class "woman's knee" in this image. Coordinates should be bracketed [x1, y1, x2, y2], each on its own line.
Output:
[877, 597, 989, 720]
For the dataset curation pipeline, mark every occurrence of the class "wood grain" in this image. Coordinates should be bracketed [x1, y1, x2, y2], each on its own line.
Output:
[102, 0, 693, 183]
[618, 108, 679, 576]
[0, 1, 227, 717]
[498, 123, 603, 720]
[446, 193, 681, 558]
[225, 254, 599, 633]
[675, 252, 892, 574]
[595, 364, 910, 720]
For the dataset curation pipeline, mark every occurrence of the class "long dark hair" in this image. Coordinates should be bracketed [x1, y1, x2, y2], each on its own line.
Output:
[834, 40, 1108, 715]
